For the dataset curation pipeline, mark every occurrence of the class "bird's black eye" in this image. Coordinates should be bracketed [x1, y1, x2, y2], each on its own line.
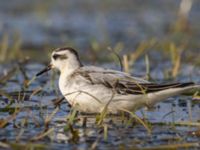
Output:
[53, 54, 68, 60]
[53, 54, 59, 60]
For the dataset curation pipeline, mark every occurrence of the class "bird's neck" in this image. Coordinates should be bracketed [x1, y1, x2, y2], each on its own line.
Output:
[60, 62, 81, 78]
[59, 58, 83, 87]
[59, 64, 80, 91]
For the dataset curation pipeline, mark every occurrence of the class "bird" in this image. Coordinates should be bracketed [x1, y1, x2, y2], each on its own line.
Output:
[36, 47, 200, 113]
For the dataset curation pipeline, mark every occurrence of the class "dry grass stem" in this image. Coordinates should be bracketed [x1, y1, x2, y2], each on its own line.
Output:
[119, 108, 151, 134]
[31, 128, 54, 141]
[123, 54, 129, 73]
[0, 109, 20, 128]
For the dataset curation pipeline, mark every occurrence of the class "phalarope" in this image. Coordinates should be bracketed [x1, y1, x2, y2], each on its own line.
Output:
[36, 47, 200, 113]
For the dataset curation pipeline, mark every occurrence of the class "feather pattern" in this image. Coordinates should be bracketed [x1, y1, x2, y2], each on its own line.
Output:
[71, 66, 194, 95]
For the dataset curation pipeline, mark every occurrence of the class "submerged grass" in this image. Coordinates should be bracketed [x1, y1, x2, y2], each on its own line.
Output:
[31, 128, 54, 142]
[0, 8, 200, 149]
[141, 142, 199, 150]
[9, 142, 47, 150]
[0, 45, 200, 149]
[0, 58, 199, 149]
[0, 108, 20, 128]
[119, 108, 151, 134]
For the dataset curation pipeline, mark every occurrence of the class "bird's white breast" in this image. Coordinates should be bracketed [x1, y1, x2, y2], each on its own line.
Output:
[58, 73, 121, 113]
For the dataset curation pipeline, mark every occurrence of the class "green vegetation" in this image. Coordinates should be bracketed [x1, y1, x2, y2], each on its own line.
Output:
[0, 0, 200, 149]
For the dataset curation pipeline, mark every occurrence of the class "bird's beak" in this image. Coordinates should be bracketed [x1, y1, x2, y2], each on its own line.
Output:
[36, 64, 53, 76]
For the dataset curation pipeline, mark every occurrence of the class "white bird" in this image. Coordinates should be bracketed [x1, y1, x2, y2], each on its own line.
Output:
[36, 47, 200, 113]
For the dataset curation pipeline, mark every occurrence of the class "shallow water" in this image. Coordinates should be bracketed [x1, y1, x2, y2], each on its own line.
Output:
[0, 61, 200, 149]
[1, 0, 200, 149]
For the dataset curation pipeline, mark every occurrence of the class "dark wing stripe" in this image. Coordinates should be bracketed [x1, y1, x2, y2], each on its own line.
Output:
[115, 82, 194, 95]
[124, 82, 194, 94]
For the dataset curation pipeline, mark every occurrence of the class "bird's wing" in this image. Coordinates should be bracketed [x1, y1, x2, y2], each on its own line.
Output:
[72, 66, 194, 95]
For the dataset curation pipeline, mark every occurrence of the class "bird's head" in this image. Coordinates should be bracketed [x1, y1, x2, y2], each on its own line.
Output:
[36, 47, 82, 76]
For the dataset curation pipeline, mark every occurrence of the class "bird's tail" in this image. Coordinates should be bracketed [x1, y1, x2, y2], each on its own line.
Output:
[145, 82, 200, 107]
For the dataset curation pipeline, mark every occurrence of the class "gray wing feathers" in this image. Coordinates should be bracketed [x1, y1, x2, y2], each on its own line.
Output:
[72, 66, 195, 95]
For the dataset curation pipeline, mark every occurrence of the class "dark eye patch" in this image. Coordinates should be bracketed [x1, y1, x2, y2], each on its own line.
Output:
[53, 54, 68, 60]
